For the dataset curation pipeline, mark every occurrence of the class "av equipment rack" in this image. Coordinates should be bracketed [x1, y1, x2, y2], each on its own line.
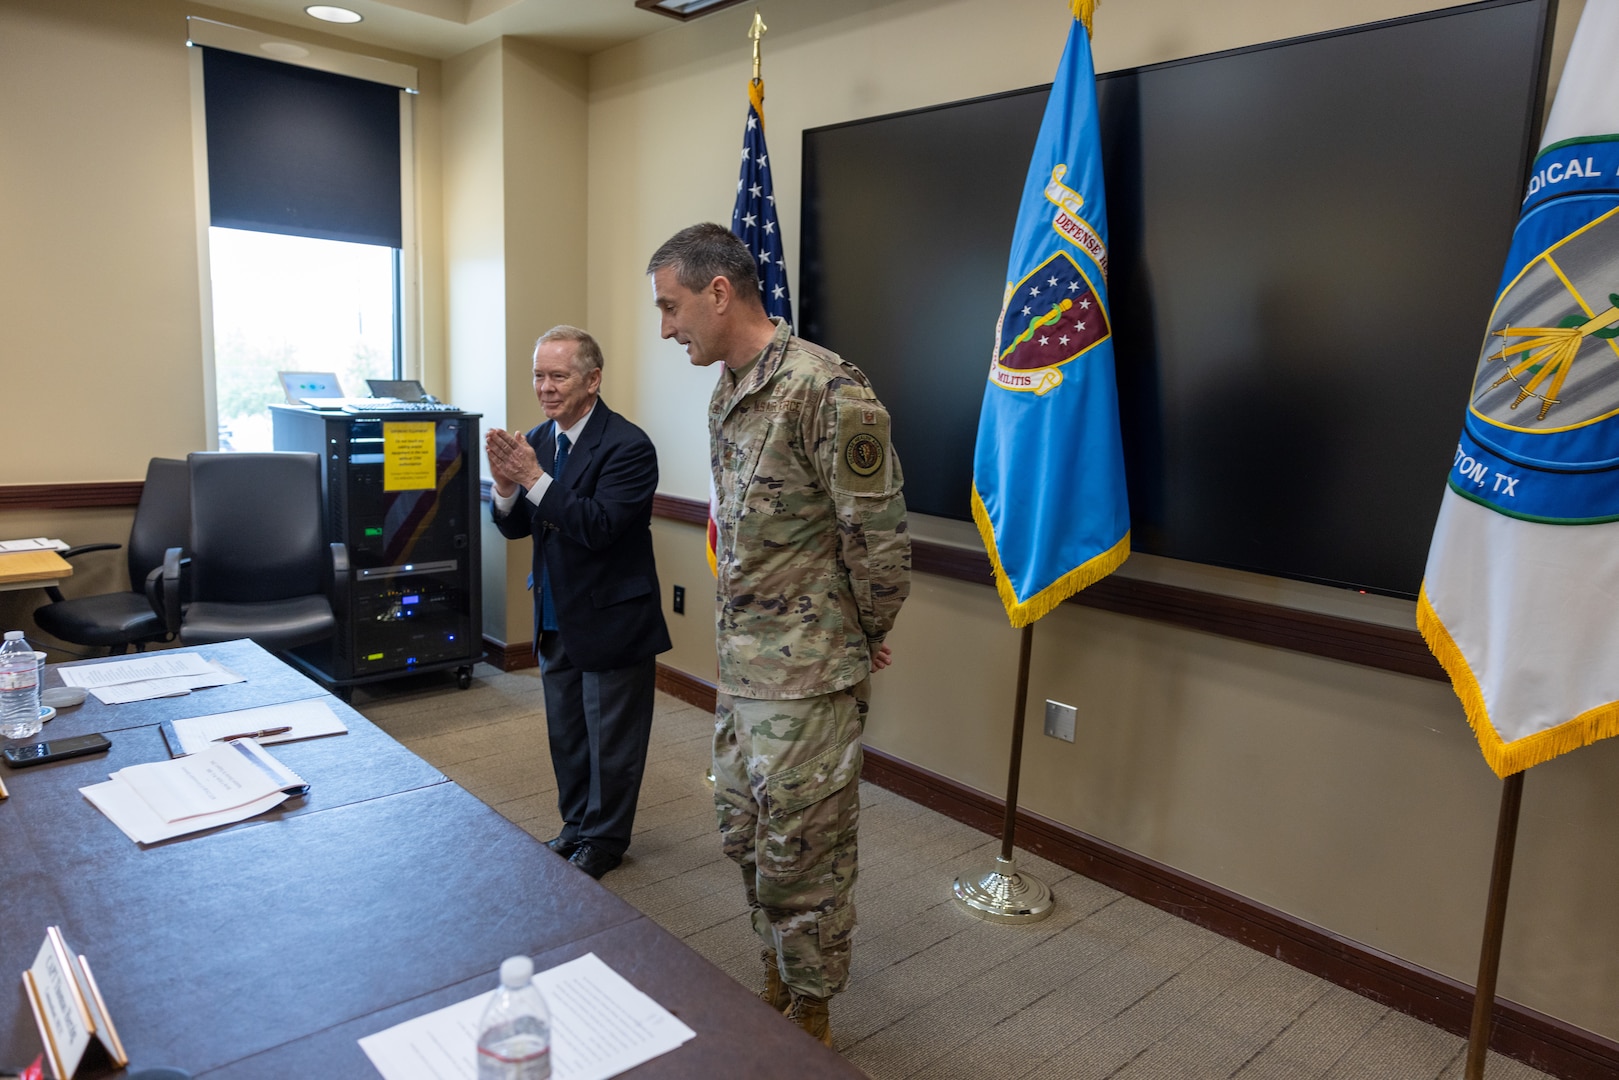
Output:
[271, 404, 484, 692]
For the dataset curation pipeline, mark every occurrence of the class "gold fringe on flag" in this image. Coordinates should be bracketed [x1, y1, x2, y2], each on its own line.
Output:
[1070, 0, 1099, 36]
[972, 485, 1129, 628]
[1417, 584, 1619, 777]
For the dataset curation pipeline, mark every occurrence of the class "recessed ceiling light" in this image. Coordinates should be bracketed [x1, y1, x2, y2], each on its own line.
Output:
[305, 5, 363, 23]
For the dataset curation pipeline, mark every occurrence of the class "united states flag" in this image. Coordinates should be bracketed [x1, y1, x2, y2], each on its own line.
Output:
[731, 79, 792, 325]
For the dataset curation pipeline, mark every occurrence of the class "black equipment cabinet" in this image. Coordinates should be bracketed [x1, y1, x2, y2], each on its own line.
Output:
[271, 405, 483, 691]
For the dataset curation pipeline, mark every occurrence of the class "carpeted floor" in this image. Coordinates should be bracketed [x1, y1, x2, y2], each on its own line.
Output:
[355, 664, 1551, 1080]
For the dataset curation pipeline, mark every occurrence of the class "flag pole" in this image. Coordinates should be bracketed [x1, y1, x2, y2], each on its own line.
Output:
[952, 623, 1054, 923]
[707, 9, 772, 793]
[1464, 770, 1526, 1079]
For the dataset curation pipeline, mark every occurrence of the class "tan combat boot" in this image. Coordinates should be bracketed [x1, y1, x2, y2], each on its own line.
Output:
[760, 949, 791, 1013]
[785, 990, 832, 1047]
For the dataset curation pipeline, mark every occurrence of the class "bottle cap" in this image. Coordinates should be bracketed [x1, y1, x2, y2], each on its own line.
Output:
[3, 631, 22, 641]
[500, 955, 534, 989]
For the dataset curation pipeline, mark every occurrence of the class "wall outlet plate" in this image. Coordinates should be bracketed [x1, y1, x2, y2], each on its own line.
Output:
[672, 584, 685, 614]
[1044, 699, 1076, 742]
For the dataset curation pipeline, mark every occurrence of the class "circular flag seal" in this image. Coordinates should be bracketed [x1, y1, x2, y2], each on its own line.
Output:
[845, 432, 884, 477]
[1462, 197, 1619, 524]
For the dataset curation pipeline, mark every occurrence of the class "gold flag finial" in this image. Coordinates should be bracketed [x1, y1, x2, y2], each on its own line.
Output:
[1070, 0, 1098, 36]
[749, 10, 767, 83]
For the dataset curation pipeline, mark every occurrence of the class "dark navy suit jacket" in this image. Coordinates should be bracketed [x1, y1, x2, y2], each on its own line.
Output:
[491, 398, 672, 671]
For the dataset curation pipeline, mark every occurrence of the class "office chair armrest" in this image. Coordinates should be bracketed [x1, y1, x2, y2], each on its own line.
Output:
[37, 544, 124, 605]
[329, 543, 350, 621]
[60, 543, 121, 561]
[42, 543, 125, 603]
[148, 547, 189, 637]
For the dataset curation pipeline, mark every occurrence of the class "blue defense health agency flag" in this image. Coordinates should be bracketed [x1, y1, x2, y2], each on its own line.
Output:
[1419, 0, 1619, 777]
[971, 0, 1129, 627]
[731, 78, 793, 325]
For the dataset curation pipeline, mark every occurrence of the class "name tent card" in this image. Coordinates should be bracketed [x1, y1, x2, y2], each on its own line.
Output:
[20, 927, 127, 1078]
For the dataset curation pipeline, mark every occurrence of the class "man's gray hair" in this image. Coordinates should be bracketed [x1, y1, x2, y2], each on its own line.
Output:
[645, 223, 764, 309]
[535, 325, 604, 375]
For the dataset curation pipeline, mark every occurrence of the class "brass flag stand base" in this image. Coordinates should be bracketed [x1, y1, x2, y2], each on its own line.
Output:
[951, 623, 1054, 925]
[954, 854, 1054, 923]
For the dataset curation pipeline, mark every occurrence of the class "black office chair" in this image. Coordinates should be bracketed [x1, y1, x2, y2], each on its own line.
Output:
[33, 458, 190, 654]
[152, 452, 347, 652]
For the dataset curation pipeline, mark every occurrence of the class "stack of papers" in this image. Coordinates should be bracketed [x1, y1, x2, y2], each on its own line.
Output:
[360, 953, 696, 1080]
[81, 740, 308, 844]
[162, 699, 348, 757]
[0, 537, 69, 552]
[58, 653, 245, 705]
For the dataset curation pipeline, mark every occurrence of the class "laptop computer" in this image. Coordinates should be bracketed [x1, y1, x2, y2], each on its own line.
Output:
[278, 371, 345, 405]
[366, 379, 429, 402]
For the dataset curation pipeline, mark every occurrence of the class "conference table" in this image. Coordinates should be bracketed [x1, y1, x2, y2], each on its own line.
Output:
[0, 640, 860, 1078]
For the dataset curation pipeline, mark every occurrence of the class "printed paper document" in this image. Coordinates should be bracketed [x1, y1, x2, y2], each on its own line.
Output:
[58, 653, 221, 689]
[359, 953, 695, 1080]
[57, 653, 246, 703]
[81, 740, 306, 844]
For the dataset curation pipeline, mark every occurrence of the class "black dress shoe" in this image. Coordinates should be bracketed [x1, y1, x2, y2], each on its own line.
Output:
[568, 842, 623, 879]
[544, 835, 579, 858]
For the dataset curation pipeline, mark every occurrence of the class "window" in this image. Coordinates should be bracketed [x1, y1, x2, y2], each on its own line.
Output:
[197, 40, 410, 449]
[210, 228, 398, 450]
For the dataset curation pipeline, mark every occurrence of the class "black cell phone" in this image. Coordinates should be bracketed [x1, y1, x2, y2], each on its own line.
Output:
[2, 732, 112, 768]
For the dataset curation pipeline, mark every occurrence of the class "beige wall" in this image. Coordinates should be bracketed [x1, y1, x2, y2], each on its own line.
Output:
[603, 0, 1619, 1042]
[443, 38, 513, 639]
[443, 36, 591, 644]
[1, 0, 210, 484]
[0, 0, 438, 638]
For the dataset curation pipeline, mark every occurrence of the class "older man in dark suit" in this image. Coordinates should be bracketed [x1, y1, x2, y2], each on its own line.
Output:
[486, 325, 672, 879]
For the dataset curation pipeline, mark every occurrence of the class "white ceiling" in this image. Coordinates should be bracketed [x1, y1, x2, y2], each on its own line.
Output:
[195, 0, 686, 59]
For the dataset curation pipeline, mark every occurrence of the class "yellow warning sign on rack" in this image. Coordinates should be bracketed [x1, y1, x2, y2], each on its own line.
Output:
[383, 422, 435, 491]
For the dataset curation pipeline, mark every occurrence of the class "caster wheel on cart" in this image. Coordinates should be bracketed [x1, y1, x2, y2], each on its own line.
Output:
[457, 666, 473, 690]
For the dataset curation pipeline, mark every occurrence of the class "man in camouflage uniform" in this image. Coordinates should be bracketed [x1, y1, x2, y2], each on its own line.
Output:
[648, 223, 911, 1046]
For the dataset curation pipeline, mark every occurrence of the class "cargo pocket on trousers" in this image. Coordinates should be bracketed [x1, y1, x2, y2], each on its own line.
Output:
[759, 734, 862, 879]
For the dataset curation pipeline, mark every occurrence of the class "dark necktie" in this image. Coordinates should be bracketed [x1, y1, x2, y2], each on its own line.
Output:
[553, 432, 571, 479]
[539, 433, 571, 632]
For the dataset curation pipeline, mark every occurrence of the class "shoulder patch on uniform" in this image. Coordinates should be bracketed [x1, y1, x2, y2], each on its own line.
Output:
[833, 397, 893, 496]
[845, 432, 884, 477]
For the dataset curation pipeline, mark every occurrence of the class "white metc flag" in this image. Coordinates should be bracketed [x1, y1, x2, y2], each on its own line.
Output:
[1420, 0, 1619, 776]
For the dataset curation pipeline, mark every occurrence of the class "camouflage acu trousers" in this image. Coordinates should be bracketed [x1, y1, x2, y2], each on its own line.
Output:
[713, 680, 868, 1000]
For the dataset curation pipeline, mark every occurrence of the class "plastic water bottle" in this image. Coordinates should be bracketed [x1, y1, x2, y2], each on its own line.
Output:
[0, 631, 43, 740]
[476, 956, 551, 1079]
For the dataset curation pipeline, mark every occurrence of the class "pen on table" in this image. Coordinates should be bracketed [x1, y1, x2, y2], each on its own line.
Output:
[212, 726, 293, 743]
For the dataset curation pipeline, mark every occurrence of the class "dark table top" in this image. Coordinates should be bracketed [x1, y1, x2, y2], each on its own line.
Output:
[1, 642, 861, 1079]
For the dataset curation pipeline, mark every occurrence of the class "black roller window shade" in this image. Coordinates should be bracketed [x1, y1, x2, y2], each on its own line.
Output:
[203, 46, 402, 249]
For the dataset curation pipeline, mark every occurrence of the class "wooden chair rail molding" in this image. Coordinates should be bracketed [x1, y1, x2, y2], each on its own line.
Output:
[40, 482, 1442, 683]
[0, 481, 144, 510]
[480, 480, 711, 527]
[647, 492, 1445, 682]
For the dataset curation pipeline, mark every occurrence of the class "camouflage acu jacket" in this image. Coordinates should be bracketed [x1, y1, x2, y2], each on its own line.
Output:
[709, 319, 911, 700]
